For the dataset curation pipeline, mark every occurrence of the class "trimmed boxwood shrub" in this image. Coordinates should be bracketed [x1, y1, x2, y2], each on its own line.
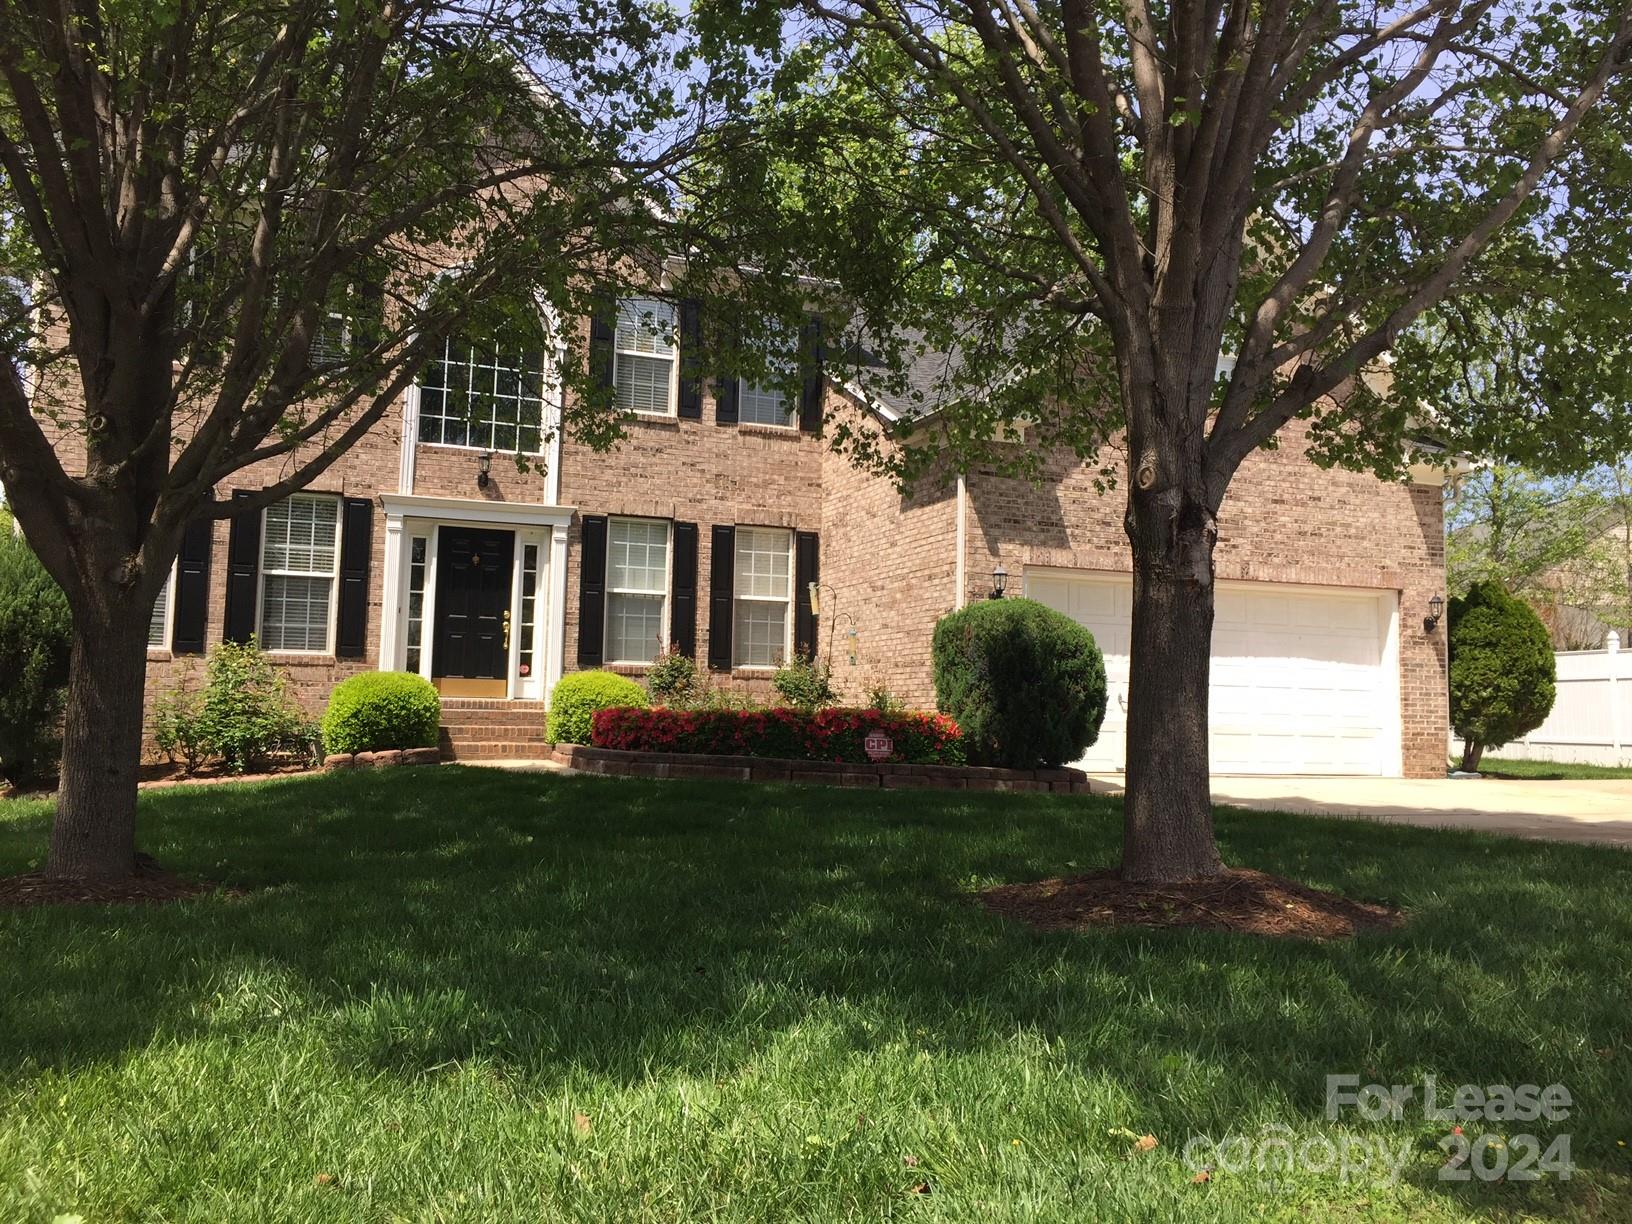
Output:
[547, 670, 648, 744]
[931, 597, 1107, 769]
[1449, 581, 1556, 771]
[322, 671, 441, 756]
[0, 525, 72, 788]
[591, 706, 965, 765]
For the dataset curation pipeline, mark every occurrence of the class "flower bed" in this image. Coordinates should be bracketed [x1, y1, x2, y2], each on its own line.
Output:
[591, 706, 965, 765]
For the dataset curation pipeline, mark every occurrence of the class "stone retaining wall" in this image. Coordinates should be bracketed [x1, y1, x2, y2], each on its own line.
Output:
[549, 744, 1099, 793]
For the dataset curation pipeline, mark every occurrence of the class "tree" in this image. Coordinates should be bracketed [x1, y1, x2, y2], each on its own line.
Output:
[0, 0, 710, 880]
[698, 1, 1632, 880]
[1448, 580, 1556, 771]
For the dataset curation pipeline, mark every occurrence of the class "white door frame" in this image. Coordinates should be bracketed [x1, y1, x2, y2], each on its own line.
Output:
[380, 493, 575, 704]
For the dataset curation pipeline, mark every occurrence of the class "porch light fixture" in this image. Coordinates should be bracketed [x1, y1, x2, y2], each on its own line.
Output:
[476, 451, 493, 490]
[1424, 594, 1444, 633]
[989, 565, 1008, 600]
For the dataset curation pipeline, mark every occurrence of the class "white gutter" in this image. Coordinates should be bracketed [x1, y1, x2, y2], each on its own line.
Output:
[955, 472, 967, 609]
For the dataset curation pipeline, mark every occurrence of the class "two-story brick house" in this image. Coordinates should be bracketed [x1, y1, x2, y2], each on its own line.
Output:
[133, 294, 1450, 776]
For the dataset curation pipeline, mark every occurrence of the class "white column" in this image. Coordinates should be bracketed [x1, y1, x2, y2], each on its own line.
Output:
[544, 520, 570, 707]
[379, 513, 405, 671]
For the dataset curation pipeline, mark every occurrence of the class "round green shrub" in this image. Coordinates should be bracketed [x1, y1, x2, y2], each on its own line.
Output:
[321, 671, 441, 756]
[547, 670, 648, 744]
[0, 525, 72, 787]
[931, 597, 1107, 769]
[1449, 581, 1556, 771]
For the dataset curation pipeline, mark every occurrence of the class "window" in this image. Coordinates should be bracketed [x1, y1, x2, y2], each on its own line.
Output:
[404, 535, 428, 673]
[417, 335, 545, 452]
[259, 493, 340, 652]
[518, 542, 541, 679]
[738, 328, 796, 427]
[605, 517, 669, 664]
[733, 527, 792, 668]
[614, 298, 677, 415]
[148, 569, 173, 650]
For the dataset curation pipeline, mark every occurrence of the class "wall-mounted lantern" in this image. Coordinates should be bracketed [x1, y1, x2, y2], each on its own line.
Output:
[476, 451, 493, 490]
[1423, 594, 1444, 633]
[989, 565, 1008, 600]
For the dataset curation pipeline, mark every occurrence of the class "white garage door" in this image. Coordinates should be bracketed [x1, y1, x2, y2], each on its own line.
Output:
[1025, 570, 1400, 776]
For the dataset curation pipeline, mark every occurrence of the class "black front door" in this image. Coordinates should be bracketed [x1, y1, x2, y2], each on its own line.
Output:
[433, 526, 515, 687]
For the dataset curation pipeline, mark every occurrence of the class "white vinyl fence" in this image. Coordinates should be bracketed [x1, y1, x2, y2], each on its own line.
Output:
[1468, 633, 1632, 767]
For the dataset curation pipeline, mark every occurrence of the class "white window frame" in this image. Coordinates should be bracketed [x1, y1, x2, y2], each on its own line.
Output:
[613, 297, 678, 418]
[732, 526, 795, 670]
[604, 516, 671, 665]
[147, 564, 176, 653]
[256, 492, 342, 655]
[308, 308, 351, 365]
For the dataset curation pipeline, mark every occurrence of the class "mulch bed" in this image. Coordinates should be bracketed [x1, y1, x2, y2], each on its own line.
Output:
[0, 853, 238, 909]
[981, 867, 1403, 941]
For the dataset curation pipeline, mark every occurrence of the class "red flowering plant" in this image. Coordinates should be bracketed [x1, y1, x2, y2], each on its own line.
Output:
[591, 707, 965, 765]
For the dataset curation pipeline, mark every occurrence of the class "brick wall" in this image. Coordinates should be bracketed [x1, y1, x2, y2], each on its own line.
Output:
[556, 388, 825, 699]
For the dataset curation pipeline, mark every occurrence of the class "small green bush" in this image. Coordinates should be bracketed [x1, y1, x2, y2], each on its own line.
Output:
[547, 670, 648, 744]
[772, 656, 836, 711]
[931, 597, 1107, 769]
[152, 680, 211, 773]
[1449, 581, 1557, 771]
[177, 636, 316, 770]
[0, 527, 72, 788]
[646, 647, 700, 707]
[322, 671, 441, 756]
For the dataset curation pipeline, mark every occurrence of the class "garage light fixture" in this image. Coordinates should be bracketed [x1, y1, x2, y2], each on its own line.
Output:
[476, 450, 493, 490]
[1423, 594, 1444, 633]
[989, 565, 1008, 600]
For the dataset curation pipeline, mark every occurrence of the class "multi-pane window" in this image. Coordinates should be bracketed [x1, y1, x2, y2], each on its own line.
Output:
[404, 535, 428, 674]
[733, 527, 793, 668]
[260, 493, 340, 652]
[417, 336, 545, 452]
[147, 570, 172, 649]
[606, 518, 669, 664]
[614, 298, 677, 415]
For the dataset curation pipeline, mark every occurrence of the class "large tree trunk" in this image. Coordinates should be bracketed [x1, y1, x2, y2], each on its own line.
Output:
[45, 598, 151, 880]
[1118, 449, 1227, 884]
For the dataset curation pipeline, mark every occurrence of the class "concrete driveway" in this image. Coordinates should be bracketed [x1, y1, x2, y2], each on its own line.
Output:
[1091, 775, 1632, 848]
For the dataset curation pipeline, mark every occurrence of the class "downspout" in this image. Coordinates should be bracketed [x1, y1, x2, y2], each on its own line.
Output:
[955, 472, 967, 609]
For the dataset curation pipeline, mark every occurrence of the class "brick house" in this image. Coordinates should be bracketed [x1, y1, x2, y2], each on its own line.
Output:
[125, 294, 1449, 775]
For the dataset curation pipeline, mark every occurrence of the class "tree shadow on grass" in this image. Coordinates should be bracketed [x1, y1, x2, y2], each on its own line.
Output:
[2, 768, 1629, 1219]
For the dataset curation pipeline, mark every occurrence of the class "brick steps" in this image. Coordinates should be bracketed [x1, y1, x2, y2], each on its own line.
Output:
[438, 698, 550, 761]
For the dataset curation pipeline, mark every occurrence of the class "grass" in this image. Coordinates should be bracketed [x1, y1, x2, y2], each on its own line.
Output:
[1477, 756, 1632, 781]
[2, 769, 1631, 1222]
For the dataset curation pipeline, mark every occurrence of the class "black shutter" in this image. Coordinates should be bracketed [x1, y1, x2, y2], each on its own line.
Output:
[798, 315, 824, 432]
[671, 521, 698, 657]
[577, 514, 608, 666]
[794, 531, 819, 660]
[714, 373, 738, 425]
[707, 524, 735, 671]
[223, 490, 261, 644]
[589, 298, 616, 394]
[171, 516, 213, 654]
[677, 299, 702, 419]
[335, 497, 372, 658]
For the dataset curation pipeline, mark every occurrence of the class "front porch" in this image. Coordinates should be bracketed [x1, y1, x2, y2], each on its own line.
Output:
[379, 493, 573, 706]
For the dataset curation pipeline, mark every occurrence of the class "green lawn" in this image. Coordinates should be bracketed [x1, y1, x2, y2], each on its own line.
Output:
[1478, 756, 1632, 781]
[3, 770, 1631, 1222]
